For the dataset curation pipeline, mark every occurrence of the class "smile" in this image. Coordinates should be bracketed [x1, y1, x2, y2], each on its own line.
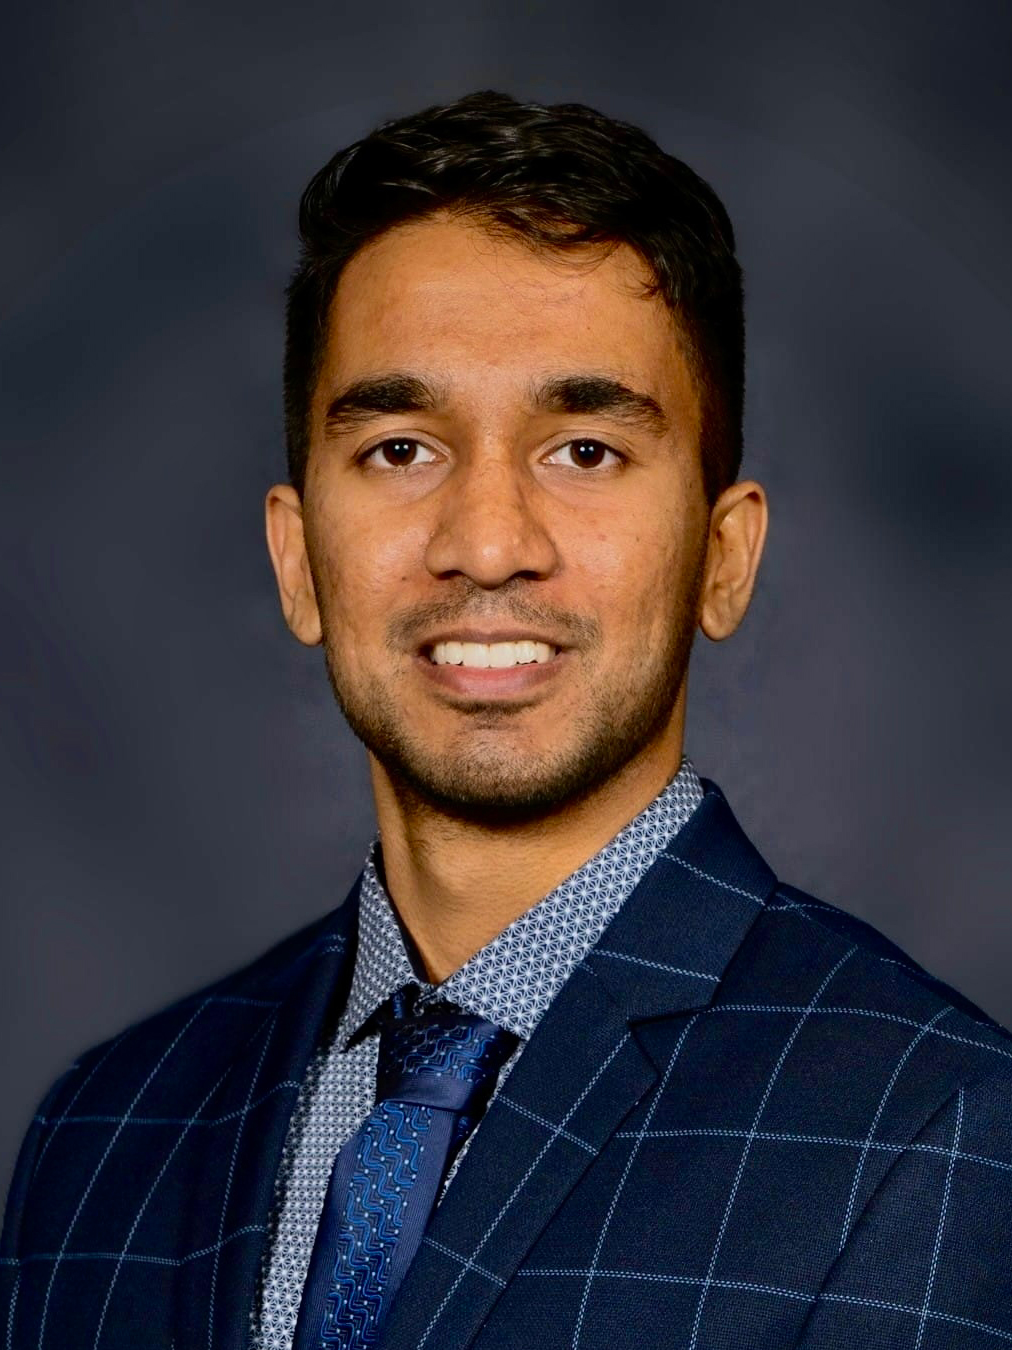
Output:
[429, 640, 557, 668]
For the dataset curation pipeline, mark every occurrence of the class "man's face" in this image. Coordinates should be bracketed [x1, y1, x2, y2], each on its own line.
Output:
[276, 216, 719, 821]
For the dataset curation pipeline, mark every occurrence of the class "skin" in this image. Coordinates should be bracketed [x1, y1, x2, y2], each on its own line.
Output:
[265, 214, 767, 982]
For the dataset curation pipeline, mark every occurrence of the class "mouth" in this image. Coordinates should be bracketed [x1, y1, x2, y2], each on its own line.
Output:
[427, 638, 558, 669]
[415, 633, 568, 700]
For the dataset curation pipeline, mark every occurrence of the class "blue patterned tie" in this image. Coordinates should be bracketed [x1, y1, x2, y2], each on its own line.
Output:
[291, 987, 519, 1350]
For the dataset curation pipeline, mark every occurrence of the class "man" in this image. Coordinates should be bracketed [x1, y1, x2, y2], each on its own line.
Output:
[3, 91, 1011, 1350]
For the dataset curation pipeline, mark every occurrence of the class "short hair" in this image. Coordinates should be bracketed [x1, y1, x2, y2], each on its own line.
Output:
[283, 91, 743, 506]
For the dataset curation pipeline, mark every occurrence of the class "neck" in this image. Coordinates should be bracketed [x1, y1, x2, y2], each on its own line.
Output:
[368, 718, 686, 984]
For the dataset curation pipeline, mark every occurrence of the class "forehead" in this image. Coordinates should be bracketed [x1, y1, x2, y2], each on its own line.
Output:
[319, 215, 696, 417]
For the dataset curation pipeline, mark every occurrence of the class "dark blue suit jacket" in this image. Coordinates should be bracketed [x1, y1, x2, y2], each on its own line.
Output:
[4, 781, 1012, 1349]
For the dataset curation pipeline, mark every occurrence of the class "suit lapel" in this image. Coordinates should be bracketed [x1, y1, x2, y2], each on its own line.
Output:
[379, 782, 777, 1350]
[171, 885, 360, 1350]
[582, 780, 776, 1036]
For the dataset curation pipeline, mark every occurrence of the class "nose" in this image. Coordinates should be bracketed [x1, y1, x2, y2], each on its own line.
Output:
[423, 453, 559, 588]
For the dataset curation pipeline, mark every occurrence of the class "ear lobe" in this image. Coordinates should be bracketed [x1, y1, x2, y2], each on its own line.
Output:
[698, 480, 768, 642]
[264, 484, 323, 647]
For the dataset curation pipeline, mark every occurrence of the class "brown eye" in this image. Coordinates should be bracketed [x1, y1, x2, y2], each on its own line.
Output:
[367, 439, 438, 468]
[545, 439, 621, 469]
[570, 440, 608, 467]
[381, 439, 419, 466]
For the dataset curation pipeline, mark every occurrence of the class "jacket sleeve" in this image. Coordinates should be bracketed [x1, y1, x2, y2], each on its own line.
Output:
[794, 1073, 1012, 1348]
[1, 1062, 82, 1325]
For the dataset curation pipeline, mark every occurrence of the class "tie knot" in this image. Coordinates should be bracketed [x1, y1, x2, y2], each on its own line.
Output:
[375, 994, 519, 1117]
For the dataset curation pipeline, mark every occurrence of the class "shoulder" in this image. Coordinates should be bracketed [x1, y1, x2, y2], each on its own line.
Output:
[669, 779, 1012, 1095]
[764, 879, 1006, 1033]
[86, 906, 342, 1063]
[727, 878, 1012, 1109]
[3, 898, 355, 1230]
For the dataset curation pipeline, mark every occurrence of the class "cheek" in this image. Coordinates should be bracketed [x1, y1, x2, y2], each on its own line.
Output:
[311, 497, 428, 635]
[571, 516, 703, 660]
[578, 519, 685, 611]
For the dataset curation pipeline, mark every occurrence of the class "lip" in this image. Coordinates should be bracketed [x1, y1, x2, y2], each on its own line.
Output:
[415, 648, 569, 700]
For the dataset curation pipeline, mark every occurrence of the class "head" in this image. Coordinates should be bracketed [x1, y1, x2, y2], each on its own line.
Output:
[266, 92, 767, 825]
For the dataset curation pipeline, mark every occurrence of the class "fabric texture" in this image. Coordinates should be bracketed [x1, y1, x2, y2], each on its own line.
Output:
[291, 992, 518, 1350]
[254, 759, 703, 1350]
[4, 778, 1012, 1350]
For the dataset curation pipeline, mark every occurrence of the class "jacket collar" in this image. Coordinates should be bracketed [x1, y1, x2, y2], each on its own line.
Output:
[582, 778, 775, 1025]
[344, 757, 705, 1044]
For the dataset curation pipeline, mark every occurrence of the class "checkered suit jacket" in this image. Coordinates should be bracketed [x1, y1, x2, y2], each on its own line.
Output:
[4, 780, 1012, 1349]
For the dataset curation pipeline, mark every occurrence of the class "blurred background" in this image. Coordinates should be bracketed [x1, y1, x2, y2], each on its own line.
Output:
[3, 0, 1011, 1192]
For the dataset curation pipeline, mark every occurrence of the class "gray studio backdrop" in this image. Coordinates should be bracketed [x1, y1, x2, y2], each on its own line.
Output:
[3, 0, 1011, 1192]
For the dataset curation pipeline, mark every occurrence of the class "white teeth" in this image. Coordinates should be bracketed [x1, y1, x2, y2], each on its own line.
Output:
[488, 644, 514, 669]
[430, 640, 556, 668]
[461, 642, 489, 668]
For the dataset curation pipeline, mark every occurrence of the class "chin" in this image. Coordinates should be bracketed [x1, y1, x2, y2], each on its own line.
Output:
[368, 724, 663, 826]
[394, 764, 587, 824]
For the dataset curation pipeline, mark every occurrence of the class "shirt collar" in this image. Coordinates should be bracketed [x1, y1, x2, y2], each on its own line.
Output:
[337, 756, 704, 1046]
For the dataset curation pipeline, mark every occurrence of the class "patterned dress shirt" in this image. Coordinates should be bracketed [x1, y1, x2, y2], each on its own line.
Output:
[251, 758, 704, 1350]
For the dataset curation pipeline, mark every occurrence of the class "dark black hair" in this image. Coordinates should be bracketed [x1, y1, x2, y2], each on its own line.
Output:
[284, 91, 743, 505]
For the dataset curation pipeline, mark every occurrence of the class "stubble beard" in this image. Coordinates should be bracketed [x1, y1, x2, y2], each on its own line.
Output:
[317, 583, 703, 827]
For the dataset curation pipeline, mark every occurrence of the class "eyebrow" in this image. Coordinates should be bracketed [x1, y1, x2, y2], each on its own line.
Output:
[531, 374, 668, 436]
[323, 373, 443, 435]
[321, 370, 668, 437]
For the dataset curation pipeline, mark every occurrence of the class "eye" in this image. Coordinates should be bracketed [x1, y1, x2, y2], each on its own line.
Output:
[544, 439, 622, 470]
[364, 438, 439, 468]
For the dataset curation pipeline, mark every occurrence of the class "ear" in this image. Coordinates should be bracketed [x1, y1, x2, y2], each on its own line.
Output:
[698, 479, 768, 641]
[264, 484, 323, 646]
